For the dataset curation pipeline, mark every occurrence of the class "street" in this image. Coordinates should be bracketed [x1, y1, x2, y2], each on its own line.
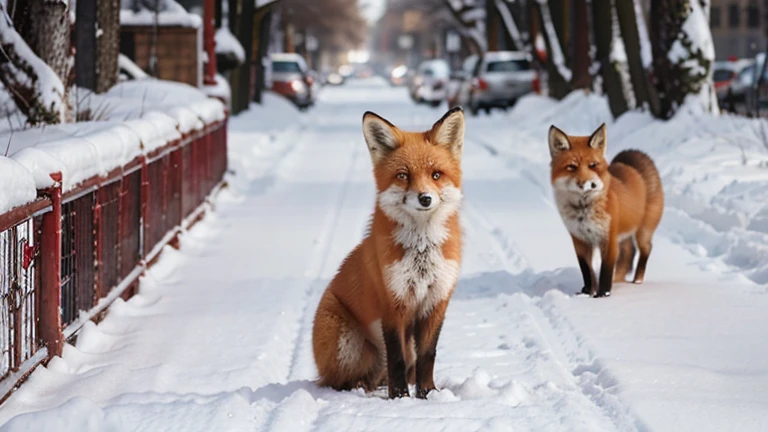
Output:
[2, 78, 767, 432]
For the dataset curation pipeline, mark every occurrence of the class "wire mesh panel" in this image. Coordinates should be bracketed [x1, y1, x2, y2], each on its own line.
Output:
[212, 123, 227, 184]
[60, 192, 96, 327]
[121, 170, 142, 279]
[146, 158, 167, 254]
[181, 143, 196, 218]
[98, 181, 121, 297]
[167, 149, 182, 231]
[0, 218, 39, 378]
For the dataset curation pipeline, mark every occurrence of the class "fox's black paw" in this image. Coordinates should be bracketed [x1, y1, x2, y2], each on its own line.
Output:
[416, 386, 437, 399]
[594, 291, 611, 298]
[578, 287, 592, 296]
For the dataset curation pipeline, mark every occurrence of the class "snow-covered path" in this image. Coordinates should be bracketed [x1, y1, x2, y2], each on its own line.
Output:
[2, 79, 768, 432]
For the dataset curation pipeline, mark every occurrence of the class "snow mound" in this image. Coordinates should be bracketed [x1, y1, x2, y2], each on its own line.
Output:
[0, 157, 37, 214]
[0, 80, 225, 193]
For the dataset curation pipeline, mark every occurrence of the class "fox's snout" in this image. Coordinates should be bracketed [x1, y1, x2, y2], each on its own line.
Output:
[578, 180, 599, 191]
[417, 193, 433, 208]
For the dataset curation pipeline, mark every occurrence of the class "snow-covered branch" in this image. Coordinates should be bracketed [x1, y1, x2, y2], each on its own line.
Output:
[0, 3, 68, 124]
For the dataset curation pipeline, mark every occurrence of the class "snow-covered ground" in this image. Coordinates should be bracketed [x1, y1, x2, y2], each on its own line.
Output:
[1, 79, 767, 431]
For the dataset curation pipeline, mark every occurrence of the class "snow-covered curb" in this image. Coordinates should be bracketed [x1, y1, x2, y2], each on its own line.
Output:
[0, 80, 225, 213]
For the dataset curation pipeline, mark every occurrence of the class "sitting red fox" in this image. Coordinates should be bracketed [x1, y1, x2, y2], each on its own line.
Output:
[312, 108, 464, 398]
[549, 123, 664, 298]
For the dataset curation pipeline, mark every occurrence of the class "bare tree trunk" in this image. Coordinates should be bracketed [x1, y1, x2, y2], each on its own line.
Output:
[0, 3, 68, 125]
[536, 0, 571, 99]
[651, 0, 716, 118]
[591, 0, 628, 117]
[76, 0, 119, 94]
[615, 0, 659, 115]
[570, 0, 591, 89]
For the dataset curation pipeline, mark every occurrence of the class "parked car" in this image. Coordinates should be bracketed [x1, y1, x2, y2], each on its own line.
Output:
[448, 51, 537, 115]
[269, 53, 315, 110]
[409, 59, 450, 107]
[713, 59, 754, 104]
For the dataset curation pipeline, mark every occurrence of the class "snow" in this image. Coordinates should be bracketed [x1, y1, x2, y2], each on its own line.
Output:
[633, 0, 653, 69]
[1, 79, 767, 431]
[119, 0, 201, 28]
[537, 0, 573, 82]
[0, 79, 224, 192]
[215, 27, 245, 63]
[0, 5, 67, 124]
[117, 54, 148, 80]
[0, 157, 36, 214]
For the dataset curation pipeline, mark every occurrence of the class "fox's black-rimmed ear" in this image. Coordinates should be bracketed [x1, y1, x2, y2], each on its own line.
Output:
[588, 123, 607, 154]
[430, 106, 465, 158]
[548, 125, 571, 157]
[362, 111, 399, 164]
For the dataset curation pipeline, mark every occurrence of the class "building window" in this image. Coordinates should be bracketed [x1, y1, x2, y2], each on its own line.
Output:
[711, 6, 721, 28]
[747, 1, 760, 28]
[729, 3, 740, 28]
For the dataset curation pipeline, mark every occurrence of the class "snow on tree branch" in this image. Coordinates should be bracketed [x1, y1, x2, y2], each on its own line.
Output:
[0, 3, 68, 125]
[537, 0, 572, 82]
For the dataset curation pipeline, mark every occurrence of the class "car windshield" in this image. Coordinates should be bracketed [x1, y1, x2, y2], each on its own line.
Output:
[487, 59, 530, 72]
[273, 61, 302, 73]
[713, 69, 734, 82]
[422, 62, 449, 78]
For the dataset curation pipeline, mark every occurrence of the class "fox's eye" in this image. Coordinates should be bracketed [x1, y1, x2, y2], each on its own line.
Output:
[588, 162, 598, 169]
[566, 164, 577, 172]
[396, 173, 408, 181]
[432, 172, 441, 180]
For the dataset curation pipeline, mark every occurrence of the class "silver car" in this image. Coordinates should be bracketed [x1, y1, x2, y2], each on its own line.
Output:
[409, 59, 450, 107]
[449, 51, 536, 115]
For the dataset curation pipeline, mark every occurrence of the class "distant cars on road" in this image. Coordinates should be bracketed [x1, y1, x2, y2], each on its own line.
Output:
[269, 53, 316, 110]
[447, 51, 537, 116]
[409, 59, 450, 108]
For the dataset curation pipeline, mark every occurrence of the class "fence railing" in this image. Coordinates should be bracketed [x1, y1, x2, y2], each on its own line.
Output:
[0, 118, 228, 403]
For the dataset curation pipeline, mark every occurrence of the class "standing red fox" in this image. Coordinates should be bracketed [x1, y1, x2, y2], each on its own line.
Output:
[312, 108, 464, 398]
[549, 123, 664, 298]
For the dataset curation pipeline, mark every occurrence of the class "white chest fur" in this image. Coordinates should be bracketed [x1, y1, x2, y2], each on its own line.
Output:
[384, 230, 459, 318]
[555, 193, 609, 246]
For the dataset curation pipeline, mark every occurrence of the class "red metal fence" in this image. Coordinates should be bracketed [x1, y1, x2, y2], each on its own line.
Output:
[0, 118, 228, 403]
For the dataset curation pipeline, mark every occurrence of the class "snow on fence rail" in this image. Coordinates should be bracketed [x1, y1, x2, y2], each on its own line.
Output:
[0, 114, 228, 404]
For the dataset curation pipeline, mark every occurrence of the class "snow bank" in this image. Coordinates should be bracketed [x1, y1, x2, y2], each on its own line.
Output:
[0, 80, 225, 196]
[507, 91, 768, 284]
[0, 157, 37, 214]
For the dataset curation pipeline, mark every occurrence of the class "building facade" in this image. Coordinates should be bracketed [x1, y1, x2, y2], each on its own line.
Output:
[710, 0, 767, 60]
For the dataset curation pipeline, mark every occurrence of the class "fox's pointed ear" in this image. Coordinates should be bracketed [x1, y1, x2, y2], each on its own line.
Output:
[430, 106, 465, 158]
[362, 111, 399, 164]
[548, 125, 571, 157]
[588, 123, 607, 154]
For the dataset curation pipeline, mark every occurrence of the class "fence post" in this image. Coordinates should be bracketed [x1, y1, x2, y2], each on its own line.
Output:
[39, 172, 63, 358]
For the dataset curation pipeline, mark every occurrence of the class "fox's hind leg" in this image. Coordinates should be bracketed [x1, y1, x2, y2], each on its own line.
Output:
[613, 239, 636, 282]
[313, 291, 383, 391]
[633, 228, 653, 284]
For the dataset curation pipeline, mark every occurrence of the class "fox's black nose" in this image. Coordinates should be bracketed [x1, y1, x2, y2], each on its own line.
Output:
[418, 193, 432, 208]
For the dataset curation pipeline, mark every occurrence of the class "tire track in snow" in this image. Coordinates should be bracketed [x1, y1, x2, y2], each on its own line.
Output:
[462, 136, 647, 431]
[260, 133, 363, 432]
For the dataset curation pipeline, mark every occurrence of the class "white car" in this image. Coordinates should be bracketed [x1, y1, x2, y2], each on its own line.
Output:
[409, 59, 450, 108]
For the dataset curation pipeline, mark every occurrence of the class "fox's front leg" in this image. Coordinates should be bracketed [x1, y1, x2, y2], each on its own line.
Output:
[572, 236, 596, 296]
[596, 233, 619, 298]
[382, 321, 409, 398]
[414, 300, 449, 399]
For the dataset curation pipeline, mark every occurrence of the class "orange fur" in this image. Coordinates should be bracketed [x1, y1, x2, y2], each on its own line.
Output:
[549, 123, 664, 297]
[312, 107, 465, 398]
